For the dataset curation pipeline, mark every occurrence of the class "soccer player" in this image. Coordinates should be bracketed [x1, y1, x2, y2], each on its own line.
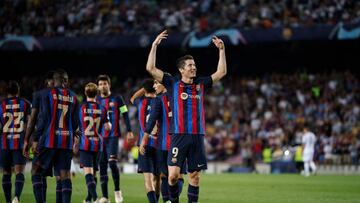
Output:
[23, 71, 59, 203]
[96, 74, 134, 203]
[302, 125, 317, 177]
[30, 70, 79, 203]
[78, 82, 112, 203]
[146, 30, 227, 203]
[0, 81, 31, 203]
[145, 80, 186, 203]
[130, 79, 159, 203]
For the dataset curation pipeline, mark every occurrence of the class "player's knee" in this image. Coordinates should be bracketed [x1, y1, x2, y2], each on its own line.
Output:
[3, 168, 11, 175]
[189, 172, 200, 185]
[60, 170, 70, 180]
[31, 165, 41, 175]
[168, 174, 179, 185]
[14, 165, 25, 174]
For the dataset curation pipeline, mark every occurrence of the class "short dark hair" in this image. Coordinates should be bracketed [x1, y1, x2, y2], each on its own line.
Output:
[176, 55, 194, 70]
[54, 69, 68, 77]
[97, 74, 111, 85]
[6, 81, 20, 96]
[142, 79, 155, 93]
[85, 82, 98, 98]
[44, 70, 55, 81]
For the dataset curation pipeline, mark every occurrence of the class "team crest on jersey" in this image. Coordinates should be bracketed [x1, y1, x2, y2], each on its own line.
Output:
[109, 102, 115, 107]
[196, 85, 200, 91]
[180, 92, 188, 100]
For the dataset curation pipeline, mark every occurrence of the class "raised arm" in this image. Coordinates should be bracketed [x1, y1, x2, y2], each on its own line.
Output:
[130, 88, 145, 104]
[146, 30, 168, 82]
[211, 36, 227, 83]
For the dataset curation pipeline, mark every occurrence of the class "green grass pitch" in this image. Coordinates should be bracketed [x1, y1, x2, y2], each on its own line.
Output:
[1, 173, 360, 203]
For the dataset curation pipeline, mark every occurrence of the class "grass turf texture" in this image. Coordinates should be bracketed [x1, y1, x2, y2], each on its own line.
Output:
[1, 173, 359, 203]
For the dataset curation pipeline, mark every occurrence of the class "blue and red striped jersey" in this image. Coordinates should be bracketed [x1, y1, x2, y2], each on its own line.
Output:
[162, 74, 213, 135]
[145, 93, 171, 151]
[37, 87, 79, 149]
[96, 95, 131, 138]
[134, 96, 157, 147]
[0, 97, 31, 150]
[78, 101, 109, 152]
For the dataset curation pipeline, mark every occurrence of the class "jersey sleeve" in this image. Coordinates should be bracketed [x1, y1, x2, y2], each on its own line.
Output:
[133, 97, 141, 106]
[162, 73, 175, 89]
[118, 95, 129, 114]
[145, 97, 161, 134]
[118, 95, 132, 132]
[35, 91, 51, 141]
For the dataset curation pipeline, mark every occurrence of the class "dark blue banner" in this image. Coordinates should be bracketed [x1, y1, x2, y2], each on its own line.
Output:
[1, 22, 359, 51]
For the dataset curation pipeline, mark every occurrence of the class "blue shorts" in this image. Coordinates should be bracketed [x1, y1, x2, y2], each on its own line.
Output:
[167, 134, 207, 172]
[32, 153, 58, 177]
[138, 146, 159, 175]
[0, 149, 26, 170]
[157, 150, 187, 176]
[100, 137, 119, 163]
[32, 147, 73, 176]
[80, 150, 100, 170]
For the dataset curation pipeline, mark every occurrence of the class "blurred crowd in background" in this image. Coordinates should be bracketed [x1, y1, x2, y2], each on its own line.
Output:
[1, 0, 360, 36]
[0, 70, 359, 168]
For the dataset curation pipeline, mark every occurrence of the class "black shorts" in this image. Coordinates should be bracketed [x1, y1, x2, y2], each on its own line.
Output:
[32, 147, 72, 176]
[100, 137, 119, 163]
[138, 146, 159, 175]
[167, 134, 207, 172]
[157, 150, 187, 176]
[80, 150, 100, 170]
[0, 149, 26, 170]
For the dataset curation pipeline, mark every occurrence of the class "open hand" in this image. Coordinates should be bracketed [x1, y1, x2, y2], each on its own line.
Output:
[153, 30, 168, 46]
[212, 36, 224, 50]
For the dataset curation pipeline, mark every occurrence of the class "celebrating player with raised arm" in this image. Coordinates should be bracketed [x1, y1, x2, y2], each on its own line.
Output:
[146, 30, 227, 203]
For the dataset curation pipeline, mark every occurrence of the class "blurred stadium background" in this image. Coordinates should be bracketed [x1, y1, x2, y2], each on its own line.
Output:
[1, 0, 360, 202]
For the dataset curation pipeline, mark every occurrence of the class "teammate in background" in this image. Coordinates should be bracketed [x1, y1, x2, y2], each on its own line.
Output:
[145, 80, 186, 203]
[96, 74, 134, 203]
[302, 126, 317, 177]
[77, 83, 112, 203]
[0, 81, 31, 203]
[130, 79, 159, 203]
[30, 70, 79, 203]
[23, 71, 59, 203]
[146, 30, 227, 203]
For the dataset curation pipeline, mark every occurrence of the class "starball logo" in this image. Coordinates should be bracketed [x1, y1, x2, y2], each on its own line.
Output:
[180, 93, 201, 100]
